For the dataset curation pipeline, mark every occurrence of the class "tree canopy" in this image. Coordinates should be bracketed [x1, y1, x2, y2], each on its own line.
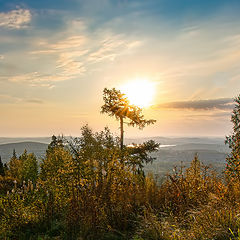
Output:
[101, 88, 156, 149]
[225, 94, 240, 178]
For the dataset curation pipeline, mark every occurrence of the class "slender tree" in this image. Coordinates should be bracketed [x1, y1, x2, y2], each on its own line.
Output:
[0, 156, 4, 176]
[8, 149, 22, 179]
[225, 95, 240, 178]
[21, 152, 38, 183]
[40, 135, 68, 182]
[3, 163, 8, 175]
[101, 88, 156, 149]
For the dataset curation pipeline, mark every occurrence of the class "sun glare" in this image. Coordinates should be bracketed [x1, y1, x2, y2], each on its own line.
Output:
[120, 79, 155, 108]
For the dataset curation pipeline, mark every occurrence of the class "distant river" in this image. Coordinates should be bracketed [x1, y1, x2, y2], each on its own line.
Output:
[127, 144, 176, 148]
[159, 145, 176, 148]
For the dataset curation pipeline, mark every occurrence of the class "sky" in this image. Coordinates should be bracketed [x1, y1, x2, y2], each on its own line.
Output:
[0, 0, 239, 138]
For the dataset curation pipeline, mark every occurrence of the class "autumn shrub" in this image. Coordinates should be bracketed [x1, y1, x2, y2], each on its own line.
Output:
[152, 154, 221, 217]
[37, 128, 154, 239]
[3, 124, 240, 239]
[0, 175, 16, 195]
[0, 181, 49, 239]
[65, 151, 149, 239]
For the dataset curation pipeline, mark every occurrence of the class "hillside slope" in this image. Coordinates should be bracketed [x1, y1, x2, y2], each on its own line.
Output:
[0, 142, 48, 163]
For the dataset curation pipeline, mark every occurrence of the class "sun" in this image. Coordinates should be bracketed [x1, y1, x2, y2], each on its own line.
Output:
[120, 79, 155, 108]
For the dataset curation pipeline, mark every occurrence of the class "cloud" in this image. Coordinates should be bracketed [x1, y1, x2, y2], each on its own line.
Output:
[184, 111, 232, 121]
[8, 72, 69, 87]
[25, 99, 44, 104]
[0, 55, 4, 60]
[154, 98, 234, 110]
[0, 9, 31, 29]
[30, 36, 87, 55]
[50, 36, 86, 50]
[0, 94, 22, 104]
[30, 50, 57, 55]
[56, 50, 88, 76]
[24, 27, 141, 87]
[0, 94, 44, 104]
[87, 34, 139, 62]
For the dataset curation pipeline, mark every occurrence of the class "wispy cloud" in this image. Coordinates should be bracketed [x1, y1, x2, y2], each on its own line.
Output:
[50, 36, 86, 50]
[154, 98, 234, 110]
[25, 98, 44, 104]
[0, 9, 31, 29]
[87, 34, 140, 62]
[8, 72, 68, 87]
[0, 94, 22, 104]
[19, 25, 141, 87]
[184, 111, 232, 121]
[56, 50, 88, 76]
[0, 94, 44, 104]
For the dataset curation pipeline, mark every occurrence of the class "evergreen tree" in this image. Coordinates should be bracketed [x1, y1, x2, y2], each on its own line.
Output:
[225, 95, 240, 178]
[8, 149, 22, 179]
[127, 140, 159, 172]
[101, 88, 156, 149]
[8, 149, 38, 182]
[21, 152, 38, 182]
[47, 135, 64, 153]
[3, 163, 8, 175]
[0, 156, 5, 176]
[40, 135, 69, 182]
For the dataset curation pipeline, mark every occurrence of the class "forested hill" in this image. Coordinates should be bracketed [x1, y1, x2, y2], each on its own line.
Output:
[0, 137, 51, 145]
[0, 137, 229, 176]
[125, 137, 229, 177]
[0, 142, 48, 163]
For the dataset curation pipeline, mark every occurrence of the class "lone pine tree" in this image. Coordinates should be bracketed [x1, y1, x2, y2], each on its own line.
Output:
[101, 88, 156, 150]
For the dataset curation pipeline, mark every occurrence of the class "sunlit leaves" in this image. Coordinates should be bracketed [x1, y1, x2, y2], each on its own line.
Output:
[225, 95, 240, 179]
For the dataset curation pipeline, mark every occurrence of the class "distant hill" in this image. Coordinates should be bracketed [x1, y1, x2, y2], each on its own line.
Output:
[0, 142, 48, 163]
[125, 136, 229, 179]
[0, 137, 52, 145]
[145, 147, 228, 178]
[125, 136, 227, 146]
[0, 137, 230, 178]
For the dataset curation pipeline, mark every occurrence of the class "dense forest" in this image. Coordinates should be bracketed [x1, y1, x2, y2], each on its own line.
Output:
[0, 92, 240, 240]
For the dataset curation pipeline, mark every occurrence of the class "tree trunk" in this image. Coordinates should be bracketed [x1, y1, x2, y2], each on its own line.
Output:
[120, 116, 124, 150]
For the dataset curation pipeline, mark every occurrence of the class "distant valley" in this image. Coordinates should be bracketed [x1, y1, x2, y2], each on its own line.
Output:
[126, 137, 229, 178]
[0, 137, 229, 177]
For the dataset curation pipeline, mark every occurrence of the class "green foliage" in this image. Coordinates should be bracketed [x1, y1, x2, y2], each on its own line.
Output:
[0, 181, 52, 239]
[40, 135, 70, 183]
[7, 149, 38, 183]
[38, 126, 148, 238]
[21, 152, 38, 183]
[127, 140, 160, 172]
[7, 149, 22, 180]
[226, 95, 240, 178]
